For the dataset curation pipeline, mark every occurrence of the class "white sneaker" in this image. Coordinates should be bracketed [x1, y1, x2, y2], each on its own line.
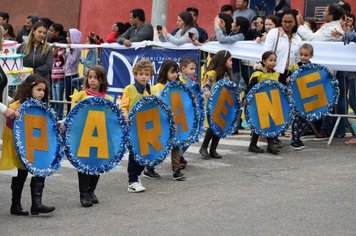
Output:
[128, 182, 146, 193]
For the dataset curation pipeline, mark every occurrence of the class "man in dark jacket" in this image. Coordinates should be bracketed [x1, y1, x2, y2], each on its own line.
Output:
[16, 15, 39, 43]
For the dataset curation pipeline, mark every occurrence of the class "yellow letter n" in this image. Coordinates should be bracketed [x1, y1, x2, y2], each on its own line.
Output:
[296, 71, 327, 112]
[77, 111, 109, 159]
[136, 108, 163, 156]
[255, 89, 284, 129]
[24, 114, 48, 163]
[212, 87, 234, 130]
[170, 92, 188, 133]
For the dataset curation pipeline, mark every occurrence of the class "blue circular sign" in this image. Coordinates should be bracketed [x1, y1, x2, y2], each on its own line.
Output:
[160, 81, 202, 147]
[14, 98, 64, 177]
[128, 96, 175, 167]
[64, 97, 129, 174]
[207, 78, 241, 138]
[245, 80, 294, 137]
[289, 63, 339, 121]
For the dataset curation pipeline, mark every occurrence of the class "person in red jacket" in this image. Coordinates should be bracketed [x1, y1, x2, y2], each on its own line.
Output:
[106, 22, 130, 43]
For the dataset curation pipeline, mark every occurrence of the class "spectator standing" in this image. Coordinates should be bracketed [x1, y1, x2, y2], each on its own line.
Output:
[16, 15, 39, 43]
[232, 0, 257, 23]
[0, 12, 9, 25]
[17, 21, 53, 80]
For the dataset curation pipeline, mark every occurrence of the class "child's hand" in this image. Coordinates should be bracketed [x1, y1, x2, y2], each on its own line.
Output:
[124, 115, 130, 124]
[286, 76, 291, 84]
[59, 123, 66, 133]
[66, 44, 71, 49]
[204, 90, 212, 98]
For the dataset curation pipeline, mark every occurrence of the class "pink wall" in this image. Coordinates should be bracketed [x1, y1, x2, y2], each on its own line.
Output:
[79, 0, 233, 42]
[80, 0, 356, 43]
[79, 0, 152, 43]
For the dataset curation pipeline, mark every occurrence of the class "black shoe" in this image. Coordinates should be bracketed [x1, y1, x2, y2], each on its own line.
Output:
[290, 142, 302, 150]
[297, 140, 305, 149]
[80, 193, 93, 207]
[10, 203, 29, 216]
[248, 145, 264, 153]
[173, 169, 186, 181]
[199, 147, 210, 158]
[209, 149, 222, 159]
[89, 192, 99, 204]
[267, 146, 279, 155]
[143, 169, 161, 179]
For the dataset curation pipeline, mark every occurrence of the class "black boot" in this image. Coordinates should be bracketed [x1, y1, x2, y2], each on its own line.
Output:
[10, 176, 29, 216]
[267, 138, 279, 155]
[248, 133, 264, 153]
[209, 135, 222, 159]
[30, 177, 55, 215]
[78, 172, 93, 207]
[88, 175, 99, 204]
[199, 128, 214, 158]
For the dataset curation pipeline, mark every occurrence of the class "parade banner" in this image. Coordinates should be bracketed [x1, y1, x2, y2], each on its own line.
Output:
[14, 98, 64, 177]
[289, 63, 339, 121]
[101, 47, 199, 101]
[160, 81, 203, 147]
[64, 97, 129, 174]
[207, 79, 241, 138]
[129, 96, 175, 167]
[245, 80, 294, 137]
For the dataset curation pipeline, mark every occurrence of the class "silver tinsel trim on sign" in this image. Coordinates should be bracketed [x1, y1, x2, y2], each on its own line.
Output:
[64, 97, 129, 175]
[14, 98, 64, 177]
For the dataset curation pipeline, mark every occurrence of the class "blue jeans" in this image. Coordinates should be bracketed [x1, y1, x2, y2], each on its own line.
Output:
[52, 80, 64, 120]
[72, 77, 84, 91]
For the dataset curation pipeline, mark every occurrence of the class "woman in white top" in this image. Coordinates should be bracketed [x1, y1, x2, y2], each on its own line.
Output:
[158, 11, 199, 46]
[264, 9, 302, 84]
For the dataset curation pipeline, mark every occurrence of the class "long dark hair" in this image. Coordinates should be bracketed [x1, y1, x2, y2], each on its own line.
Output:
[206, 50, 232, 80]
[179, 11, 194, 36]
[260, 51, 276, 67]
[14, 74, 49, 103]
[21, 21, 51, 56]
[218, 13, 233, 35]
[84, 65, 108, 93]
[157, 60, 179, 84]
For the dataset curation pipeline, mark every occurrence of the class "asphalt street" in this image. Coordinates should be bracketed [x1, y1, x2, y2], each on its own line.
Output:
[0, 130, 355, 235]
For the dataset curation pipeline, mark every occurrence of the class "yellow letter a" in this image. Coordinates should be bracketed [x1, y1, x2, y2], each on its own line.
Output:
[77, 111, 109, 159]
[170, 92, 188, 133]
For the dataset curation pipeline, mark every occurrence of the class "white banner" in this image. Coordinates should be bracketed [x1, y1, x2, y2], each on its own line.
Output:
[200, 41, 356, 72]
[52, 40, 356, 72]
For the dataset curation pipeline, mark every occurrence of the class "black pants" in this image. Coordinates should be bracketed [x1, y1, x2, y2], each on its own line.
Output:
[127, 150, 144, 183]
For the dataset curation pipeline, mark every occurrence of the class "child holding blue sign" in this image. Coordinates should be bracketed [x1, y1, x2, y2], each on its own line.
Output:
[70, 65, 113, 207]
[199, 50, 233, 159]
[178, 57, 198, 169]
[120, 59, 156, 192]
[0, 74, 55, 215]
[289, 43, 314, 150]
[246, 51, 280, 155]
[149, 60, 186, 180]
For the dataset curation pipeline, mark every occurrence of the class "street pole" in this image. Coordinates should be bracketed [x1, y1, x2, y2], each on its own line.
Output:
[151, 0, 168, 41]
